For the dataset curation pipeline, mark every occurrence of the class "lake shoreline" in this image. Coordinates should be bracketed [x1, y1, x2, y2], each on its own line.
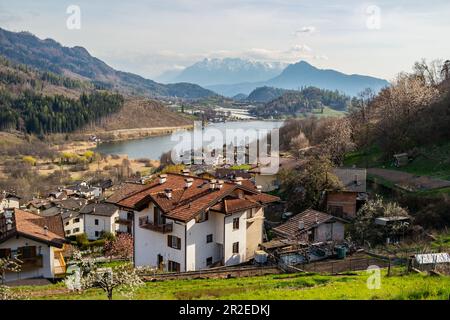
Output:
[83, 124, 195, 143]
[94, 120, 285, 161]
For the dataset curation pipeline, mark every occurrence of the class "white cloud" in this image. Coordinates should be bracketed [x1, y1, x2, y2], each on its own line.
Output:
[294, 26, 317, 35]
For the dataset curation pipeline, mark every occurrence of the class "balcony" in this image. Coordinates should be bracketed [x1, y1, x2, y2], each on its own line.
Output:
[139, 216, 173, 234]
[115, 217, 132, 225]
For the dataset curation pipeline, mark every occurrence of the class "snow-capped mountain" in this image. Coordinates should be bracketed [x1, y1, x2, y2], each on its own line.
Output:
[159, 58, 286, 86]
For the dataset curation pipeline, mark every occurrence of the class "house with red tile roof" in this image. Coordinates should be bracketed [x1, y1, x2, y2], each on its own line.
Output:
[272, 209, 347, 243]
[0, 208, 67, 282]
[110, 173, 279, 272]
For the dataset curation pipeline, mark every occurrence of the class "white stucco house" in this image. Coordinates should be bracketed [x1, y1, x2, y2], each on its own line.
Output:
[79, 203, 120, 240]
[112, 173, 279, 272]
[0, 208, 67, 282]
[0, 192, 20, 213]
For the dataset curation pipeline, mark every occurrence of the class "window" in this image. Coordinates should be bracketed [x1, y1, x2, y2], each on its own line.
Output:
[196, 211, 209, 223]
[168, 260, 181, 272]
[206, 234, 213, 243]
[167, 235, 181, 250]
[233, 218, 240, 230]
[65, 221, 70, 226]
[232, 242, 239, 254]
[95, 219, 99, 225]
[73, 228, 80, 233]
[206, 257, 213, 266]
[74, 218, 80, 223]
[66, 230, 71, 235]
[328, 205, 344, 217]
[247, 209, 254, 219]
[18, 246, 37, 259]
[0, 248, 11, 259]
[95, 231, 100, 238]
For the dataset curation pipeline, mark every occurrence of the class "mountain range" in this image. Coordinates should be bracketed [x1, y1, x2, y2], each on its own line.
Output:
[156, 56, 389, 98]
[0, 27, 216, 100]
[205, 60, 390, 97]
[157, 58, 286, 86]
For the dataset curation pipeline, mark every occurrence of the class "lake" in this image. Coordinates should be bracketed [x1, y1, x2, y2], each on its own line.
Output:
[94, 121, 284, 160]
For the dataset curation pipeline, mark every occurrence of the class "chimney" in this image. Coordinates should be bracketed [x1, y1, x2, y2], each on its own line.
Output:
[209, 179, 217, 190]
[216, 180, 224, 190]
[182, 169, 190, 176]
[165, 188, 172, 199]
[315, 213, 319, 224]
[298, 220, 305, 230]
[185, 178, 194, 188]
[159, 174, 167, 184]
[43, 226, 48, 236]
[234, 177, 243, 185]
[256, 185, 262, 193]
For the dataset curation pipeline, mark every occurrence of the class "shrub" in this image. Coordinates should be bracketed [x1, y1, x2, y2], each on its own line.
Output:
[22, 156, 37, 166]
[75, 233, 88, 246]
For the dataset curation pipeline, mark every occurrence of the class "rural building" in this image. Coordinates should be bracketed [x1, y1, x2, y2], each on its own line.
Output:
[272, 209, 347, 243]
[0, 208, 67, 282]
[106, 181, 152, 235]
[326, 168, 367, 219]
[112, 173, 279, 272]
[374, 215, 411, 244]
[250, 157, 301, 192]
[79, 203, 120, 240]
[63, 181, 102, 199]
[26, 199, 53, 213]
[0, 192, 20, 213]
[39, 206, 84, 238]
[411, 253, 450, 272]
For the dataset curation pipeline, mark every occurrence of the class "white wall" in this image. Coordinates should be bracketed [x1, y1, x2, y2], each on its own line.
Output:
[186, 211, 224, 271]
[83, 210, 119, 240]
[133, 203, 186, 271]
[224, 211, 247, 266]
[64, 216, 84, 237]
[0, 198, 20, 213]
[0, 236, 55, 282]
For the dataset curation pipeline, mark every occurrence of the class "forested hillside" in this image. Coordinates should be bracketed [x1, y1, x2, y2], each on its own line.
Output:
[251, 86, 350, 118]
[0, 56, 193, 135]
[0, 27, 216, 99]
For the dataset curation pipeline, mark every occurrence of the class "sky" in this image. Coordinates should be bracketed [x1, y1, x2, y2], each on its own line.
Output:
[0, 0, 449, 81]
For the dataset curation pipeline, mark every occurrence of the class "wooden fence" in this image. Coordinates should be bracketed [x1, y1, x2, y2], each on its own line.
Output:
[140, 265, 281, 281]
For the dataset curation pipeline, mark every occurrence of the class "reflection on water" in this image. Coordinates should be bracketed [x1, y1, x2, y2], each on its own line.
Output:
[94, 121, 284, 160]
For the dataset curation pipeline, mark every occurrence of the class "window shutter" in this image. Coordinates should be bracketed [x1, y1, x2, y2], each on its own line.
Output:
[167, 235, 172, 247]
[177, 237, 181, 250]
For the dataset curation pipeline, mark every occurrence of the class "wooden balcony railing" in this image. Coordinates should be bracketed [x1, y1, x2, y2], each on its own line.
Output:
[139, 216, 173, 234]
[115, 217, 132, 225]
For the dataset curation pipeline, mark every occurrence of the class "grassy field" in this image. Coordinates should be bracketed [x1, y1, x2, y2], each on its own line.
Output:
[310, 106, 346, 118]
[11, 270, 450, 300]
[344, 143, 450, 181]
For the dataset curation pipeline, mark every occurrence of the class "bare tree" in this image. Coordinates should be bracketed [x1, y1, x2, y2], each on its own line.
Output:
[441, 60, 450, 81]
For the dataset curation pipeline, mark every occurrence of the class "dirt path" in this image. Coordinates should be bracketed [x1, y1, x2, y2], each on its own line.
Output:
[368, 168, 450, 191]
